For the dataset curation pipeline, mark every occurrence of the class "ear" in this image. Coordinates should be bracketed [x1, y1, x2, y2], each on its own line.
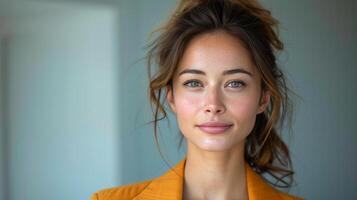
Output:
[257, 90, 270, 115]
[166, 85, 176, 113]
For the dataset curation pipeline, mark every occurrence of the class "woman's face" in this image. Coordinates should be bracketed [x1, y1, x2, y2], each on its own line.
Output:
[167, 31, 270, 152]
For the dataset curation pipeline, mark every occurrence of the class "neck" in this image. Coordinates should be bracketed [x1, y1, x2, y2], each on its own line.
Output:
[183, 142, 248, 200]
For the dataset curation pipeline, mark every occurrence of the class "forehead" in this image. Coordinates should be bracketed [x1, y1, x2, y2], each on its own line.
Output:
[176, 30, 257, 76]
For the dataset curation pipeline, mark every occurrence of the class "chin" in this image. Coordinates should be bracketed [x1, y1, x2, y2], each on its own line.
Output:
[196, 140, 235, 152]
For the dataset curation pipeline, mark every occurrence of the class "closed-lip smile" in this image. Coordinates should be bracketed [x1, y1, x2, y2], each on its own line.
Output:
[196, 122, 233, 134]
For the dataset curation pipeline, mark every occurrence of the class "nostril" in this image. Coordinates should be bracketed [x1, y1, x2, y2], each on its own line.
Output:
[206, 108, 222, 113]
[204, 104, 225, 114]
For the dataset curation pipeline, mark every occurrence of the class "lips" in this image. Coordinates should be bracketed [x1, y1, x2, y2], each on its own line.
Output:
[196, 122, 233, 134]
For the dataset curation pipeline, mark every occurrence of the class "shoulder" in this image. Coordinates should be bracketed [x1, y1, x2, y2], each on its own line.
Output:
[245, 162, 303, 200]
[91, 179, 152, 200]
[91, 159, 186, 200]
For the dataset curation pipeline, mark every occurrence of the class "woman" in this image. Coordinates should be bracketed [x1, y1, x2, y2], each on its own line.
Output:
[92, 0, 303, 199]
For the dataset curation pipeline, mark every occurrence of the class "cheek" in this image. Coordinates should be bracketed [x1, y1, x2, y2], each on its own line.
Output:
[228, 97, 259, 138]
[228, 95, 259, 120]
[173, 93, 201, 137]
[174, 92, 201, 118]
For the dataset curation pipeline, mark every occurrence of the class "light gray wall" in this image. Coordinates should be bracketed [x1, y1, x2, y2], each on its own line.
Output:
[0, 33, 5, 200]
[1, 2, 120, 200]
[261, 0, 357, 199]
[116, 0, 185, 185]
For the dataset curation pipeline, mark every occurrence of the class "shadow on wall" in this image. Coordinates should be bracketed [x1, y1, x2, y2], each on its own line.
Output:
[0, 1, 120, 200]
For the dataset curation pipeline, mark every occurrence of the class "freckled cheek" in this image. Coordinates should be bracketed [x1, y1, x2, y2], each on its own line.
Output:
[174, 93, 201, 117]
[227, 97, 258, 119]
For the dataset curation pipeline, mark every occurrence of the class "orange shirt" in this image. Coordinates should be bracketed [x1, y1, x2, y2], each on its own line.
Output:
[92, 158, 303, 200]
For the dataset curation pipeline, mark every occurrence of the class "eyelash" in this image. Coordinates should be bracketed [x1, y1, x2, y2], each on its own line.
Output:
[225, 80, 246, 88]
[183, 80, 202, 88]
[183, 80, 246, 88]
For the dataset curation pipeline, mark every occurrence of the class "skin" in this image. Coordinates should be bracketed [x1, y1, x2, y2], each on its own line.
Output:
[166, 30, 270, 200]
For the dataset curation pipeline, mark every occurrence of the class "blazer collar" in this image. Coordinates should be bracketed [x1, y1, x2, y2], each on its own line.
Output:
[134, 157, 282, 200]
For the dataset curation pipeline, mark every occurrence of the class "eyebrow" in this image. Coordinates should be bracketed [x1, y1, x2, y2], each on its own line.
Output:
[178, 68, 253, 77]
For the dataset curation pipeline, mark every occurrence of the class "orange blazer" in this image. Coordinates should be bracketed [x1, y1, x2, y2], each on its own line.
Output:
[92, 158, 303, 200]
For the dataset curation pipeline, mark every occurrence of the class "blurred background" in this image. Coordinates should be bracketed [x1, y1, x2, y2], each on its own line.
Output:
[0, 0, 356, 199]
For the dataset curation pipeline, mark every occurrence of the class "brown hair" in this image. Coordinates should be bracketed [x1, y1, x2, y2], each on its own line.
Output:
[147, 0, 296, 188]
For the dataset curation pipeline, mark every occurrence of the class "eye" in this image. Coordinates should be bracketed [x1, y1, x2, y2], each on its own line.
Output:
[225, 80, 246, 88]
[183, 80, 203, 88]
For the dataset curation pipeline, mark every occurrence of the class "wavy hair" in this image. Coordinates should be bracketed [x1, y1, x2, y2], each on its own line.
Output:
[146, 0, 296, 188]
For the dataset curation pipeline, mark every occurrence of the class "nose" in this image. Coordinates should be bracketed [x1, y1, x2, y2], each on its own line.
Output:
[205, 104, 225, 114]
[203, 88, 226, 115]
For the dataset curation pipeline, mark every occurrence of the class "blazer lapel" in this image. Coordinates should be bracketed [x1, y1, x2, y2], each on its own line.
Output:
[135, 157, 283, 200]
[245, 162, 283, 200]
[133, 159, 185, 200]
